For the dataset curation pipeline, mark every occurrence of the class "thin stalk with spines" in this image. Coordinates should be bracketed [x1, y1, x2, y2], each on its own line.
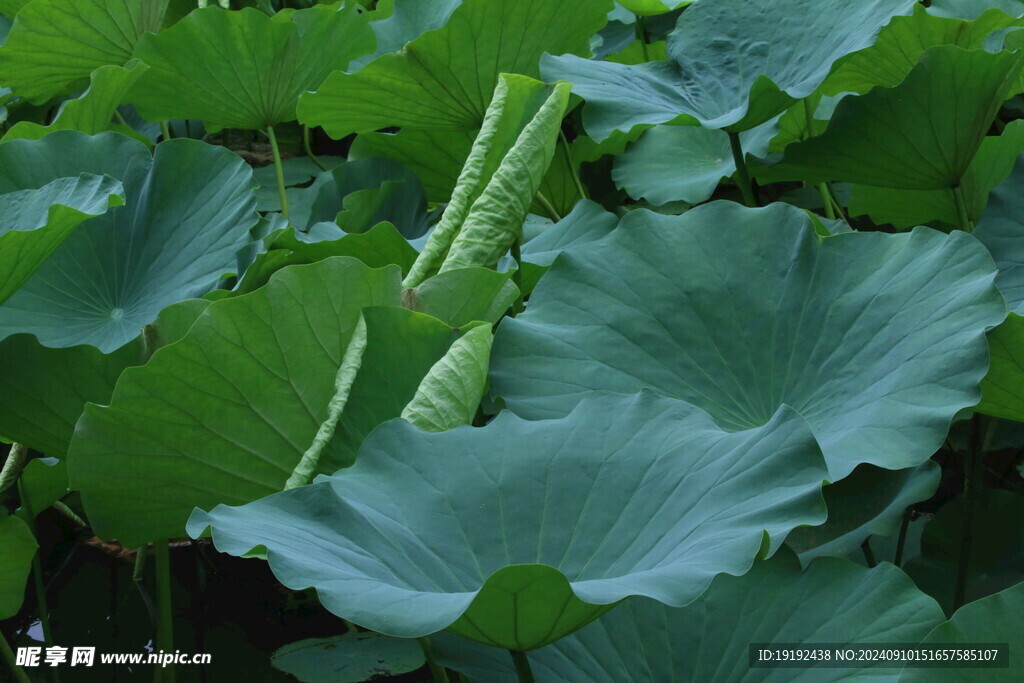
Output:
[266, 125, 290, 220]
[635, 15, 650, 62]
[154, 540, 175, 683]
[861, 538, 876, 568]
[1, 631, 30, 683]
[954, 414, 995, 611]
[509, 650, 536, 683]
[727, 132, 757, 207]
[418, 637, 450, 683]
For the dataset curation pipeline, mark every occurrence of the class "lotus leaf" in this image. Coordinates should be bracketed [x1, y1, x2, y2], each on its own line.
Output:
[2, 60, 149, 142]
[431, 550, 945, 682]
[188, 391, 829, 650]
[541, 0, 915, 139]
[129, 4, 374, 130]
[297, 0, 608, 137]
[0, 132, 258, 351]
[68, 260, 477, 546]
[0, 172, 125, 306]
[901, 580, 1024, 681]
[490, 202, 1005, 479]
[0, 0, 169, 103]
[0, 513, 35, 619]
[778, 46, 1024, 190]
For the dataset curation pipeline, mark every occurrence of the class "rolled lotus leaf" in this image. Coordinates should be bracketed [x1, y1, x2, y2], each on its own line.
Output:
[490, 202, 1005, 480]
[189, 391, 828, 651]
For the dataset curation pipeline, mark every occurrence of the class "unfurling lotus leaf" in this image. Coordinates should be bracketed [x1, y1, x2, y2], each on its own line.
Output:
[490, 202, 1006, 480]
[189, 390, 829, 651]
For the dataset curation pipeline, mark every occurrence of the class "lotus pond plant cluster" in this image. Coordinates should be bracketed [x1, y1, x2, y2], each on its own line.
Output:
[2, 0, 1024, 681]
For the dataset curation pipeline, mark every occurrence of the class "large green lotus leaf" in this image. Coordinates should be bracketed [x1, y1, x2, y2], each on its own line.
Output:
[0, 0, 28, 19]
[297, 0, 608, 138]
[233, 222, 418, 296]
[321, 306, 473, 467]
[0, 512, 35, 619]
[490, 202, 1005, 479]
[0, 299, 208, 457]
[67, 258, 404, 546]
[904, 490, 1024, 614]
[786, 461, 940, 565]
[189, 391, 828, 650]
[403, 75, 571, 286]
[612, 116, 777, 205]
[978, 314, 1024, 420]
[974, 155, 1024, 313]
[401, 323, 493, 432]
[779, 46, 1024, 190]
[0, 173, 125, 306]
[901, 580, 1024, 682]
[129, 4, 373, 130]
[541, 0, 915, 139]
[406, 268, 518, 327]
[2, 60, 148, 142]
[0, 0, 168, 103]
[825, 5, 1024, 95]
[0, 133, 258, 352]
[431, 550, 945, 682]
[848, 121, 1024, 229]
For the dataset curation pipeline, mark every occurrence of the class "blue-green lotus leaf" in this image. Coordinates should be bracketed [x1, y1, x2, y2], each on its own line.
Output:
[188, 391, 828, 651]
[0, 131, 259, 352]
[541, 0, 915, 139]
[901, 579, 1024, 682]
[0, 172, 125, 306]
[975, 155, 1024, 313]
[490, 202, 1005, 479]
[431, 549, 945, 682]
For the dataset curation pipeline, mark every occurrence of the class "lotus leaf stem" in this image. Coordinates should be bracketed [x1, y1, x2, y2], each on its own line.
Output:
[534, 191, 562, 221]
[727, 132, 757, 207]
[559, 130, 587, 200]
[417, 637, 450, 683]
[16, 477, 55, 654]
[894, 509, 911, 567]
[1, 632, 30, 683]
[266, 124, 290, 221]
[860, 538, 876, 568]
[509, 650, 536, 683]
[636, 15, 650, 62]
[160, 121, 172, 142]
[952, 184, 973, 232]
[134, 546, 158, 630]
[303, 125, 328, 172]
[950, 413, 983, 610]
[154, 540, 176, 682]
